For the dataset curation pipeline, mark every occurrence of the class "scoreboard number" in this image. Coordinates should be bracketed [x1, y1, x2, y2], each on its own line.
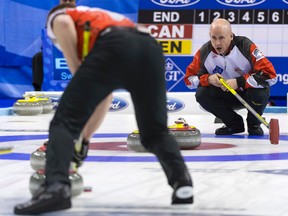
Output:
[195, 10, 209, 24]
[254, 10, 268, 24]
[240, 10, 253, 24]
[269, 10, 282, 24]
[209, 10, 224, 23]
[224, 10, 239, 24]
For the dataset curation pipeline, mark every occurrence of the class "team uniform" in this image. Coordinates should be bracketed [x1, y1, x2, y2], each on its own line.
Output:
[14, 6, 193, 215]
[47, 6, 135, 59]
[184, 35, 277, 132]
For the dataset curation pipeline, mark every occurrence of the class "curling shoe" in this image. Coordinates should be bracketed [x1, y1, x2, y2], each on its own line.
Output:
[215, 125, 245, 135]
[14, 182, 71, 215]
[248, 124, 264, 136]
[172, 180, 193, 204]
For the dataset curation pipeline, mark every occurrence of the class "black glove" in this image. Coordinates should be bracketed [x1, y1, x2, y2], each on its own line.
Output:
[252, 72, 270, 88]
[72, 136, 89, 168]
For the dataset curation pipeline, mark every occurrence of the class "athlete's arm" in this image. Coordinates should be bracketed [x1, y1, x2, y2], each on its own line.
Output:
[52, 14, 80, 74]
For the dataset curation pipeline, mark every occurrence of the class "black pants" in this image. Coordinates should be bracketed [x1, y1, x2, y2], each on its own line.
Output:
[195, 85, 270, 127]
[45, 28, 190, 187]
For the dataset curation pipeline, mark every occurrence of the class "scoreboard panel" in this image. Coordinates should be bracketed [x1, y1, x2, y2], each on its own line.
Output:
[138, 9, 288, 24]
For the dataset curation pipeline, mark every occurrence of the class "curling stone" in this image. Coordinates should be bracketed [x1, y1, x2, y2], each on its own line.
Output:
[126, 131, 146, 152]
[127, 118, 201, 152]
[168, 118, 201, 149]
[37, 98, 53, 114]
[30, 140, 48, 171]
[13, 97, 43, 116]
[29, 169, 84, 197]
[30, 140, 84, 171]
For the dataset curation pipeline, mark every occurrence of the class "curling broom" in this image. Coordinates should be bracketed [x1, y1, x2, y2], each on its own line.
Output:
[219, 78, 279, 144]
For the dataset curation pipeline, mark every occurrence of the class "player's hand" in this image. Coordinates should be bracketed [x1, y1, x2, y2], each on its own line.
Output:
[208, 73, 223, 87]
[73, 135, 89, 168]
[221, 79, 238, 91]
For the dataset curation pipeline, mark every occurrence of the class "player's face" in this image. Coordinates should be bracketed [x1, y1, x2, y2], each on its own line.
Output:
[210, 27, 232, 55]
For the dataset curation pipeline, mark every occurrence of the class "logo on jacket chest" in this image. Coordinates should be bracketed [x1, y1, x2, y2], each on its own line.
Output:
[213, 65, 224, 74]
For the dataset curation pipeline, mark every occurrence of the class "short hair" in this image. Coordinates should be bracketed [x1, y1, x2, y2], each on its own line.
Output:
[46, 3, 76, 25]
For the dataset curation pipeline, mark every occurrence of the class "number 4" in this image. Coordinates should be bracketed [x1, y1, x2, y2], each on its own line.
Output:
[242, 11, 250, 22]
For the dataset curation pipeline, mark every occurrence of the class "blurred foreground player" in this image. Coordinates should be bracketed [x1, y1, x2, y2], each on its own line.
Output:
[34, 0, 113, 168]
[14, 4, 193, 215]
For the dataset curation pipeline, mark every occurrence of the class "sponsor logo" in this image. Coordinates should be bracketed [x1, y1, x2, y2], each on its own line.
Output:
[151, 0, 200, 7]
[216, 0, 266, 7]
[213, 65, 224, 74]
[55, 58, 68, 69]
[277, 73, 288, 85]
[50, 98, 60, 109]
[166, 98, 185, 112]
[60, 72, 72, 80]
[54, 58, 71, 80]
[165, 58, 185, 91]
[252, 48, 265, 62]
[109, 97, 128, 112]
[166, 61, 174, 71]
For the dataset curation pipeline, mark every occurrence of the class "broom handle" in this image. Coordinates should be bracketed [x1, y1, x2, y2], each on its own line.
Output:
[219, 78, 269, 128]
[82, 21, 91, 61]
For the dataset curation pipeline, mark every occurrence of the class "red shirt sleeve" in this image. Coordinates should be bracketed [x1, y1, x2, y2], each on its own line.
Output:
[184, 50, 201, 85]
[184, 49, 210, 87]
[244, 44, 277, 88]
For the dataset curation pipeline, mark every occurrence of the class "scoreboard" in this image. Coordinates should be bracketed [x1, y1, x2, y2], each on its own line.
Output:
[139, 9, 288, 24]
